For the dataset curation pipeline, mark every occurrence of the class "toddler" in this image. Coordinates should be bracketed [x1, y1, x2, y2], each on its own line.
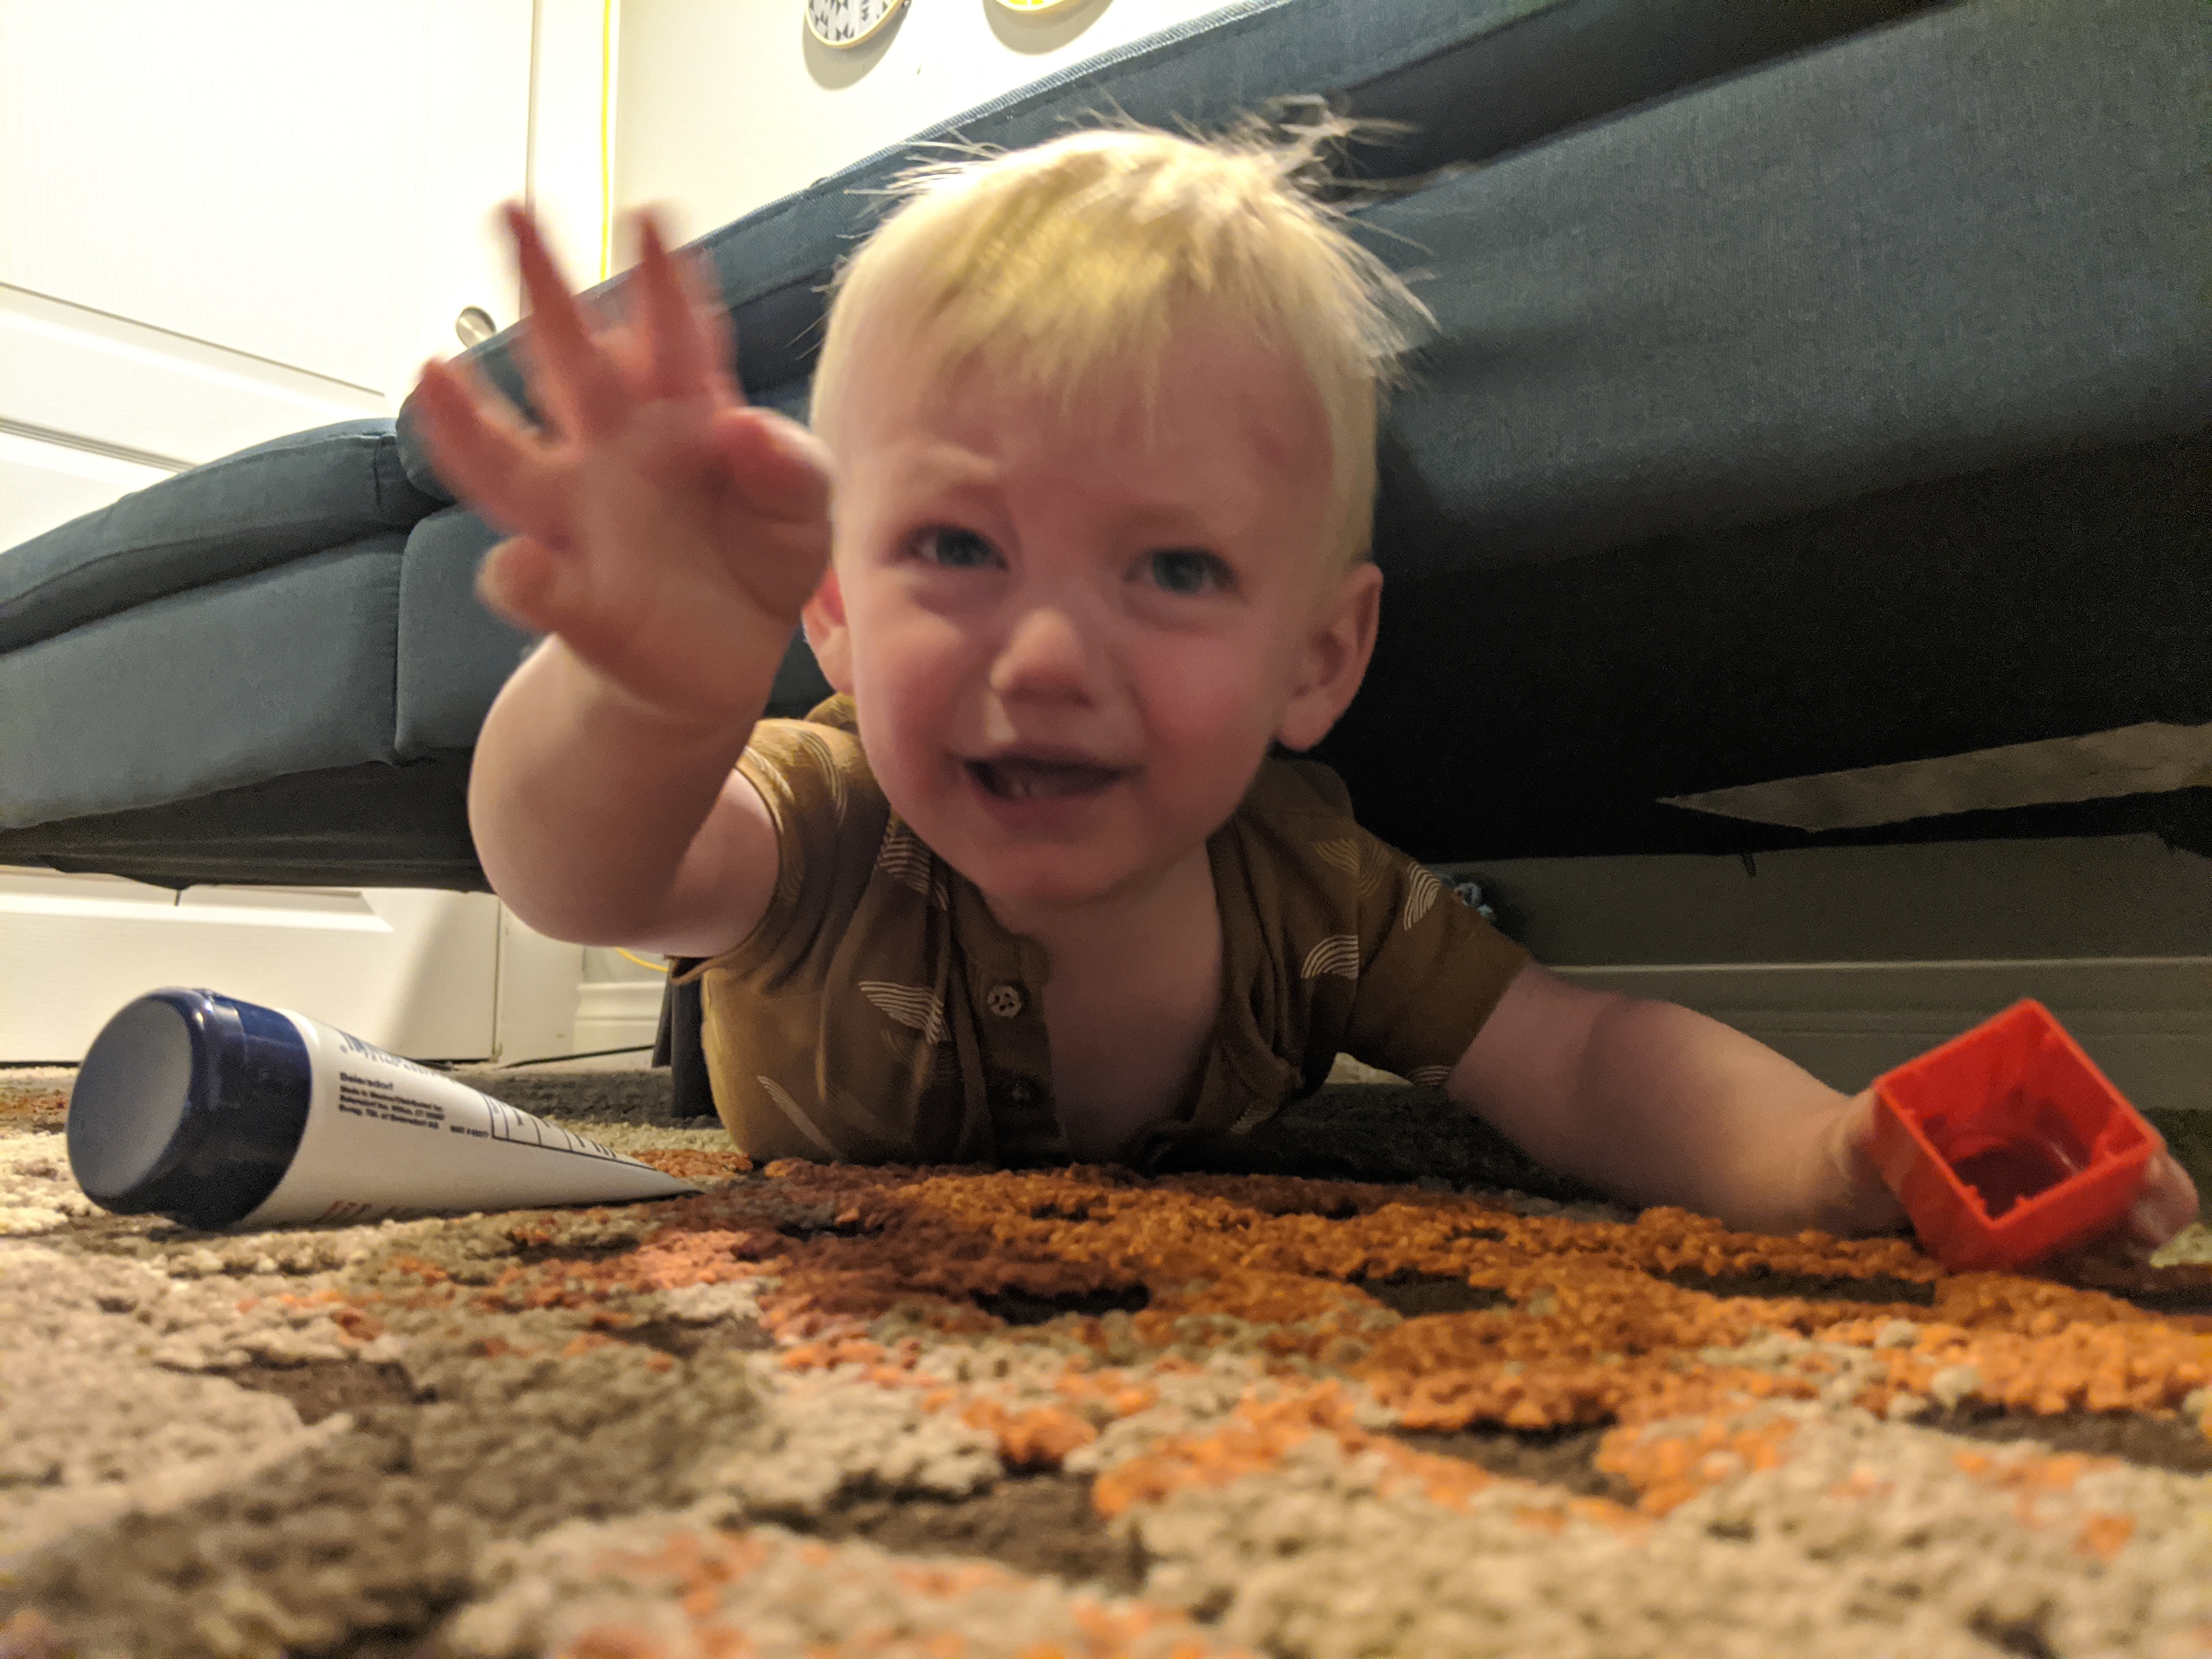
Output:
[413, 125, 2197, 1252]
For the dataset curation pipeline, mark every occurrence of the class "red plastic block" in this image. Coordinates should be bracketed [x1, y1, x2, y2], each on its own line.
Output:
[1867, 998, 2155, 1271]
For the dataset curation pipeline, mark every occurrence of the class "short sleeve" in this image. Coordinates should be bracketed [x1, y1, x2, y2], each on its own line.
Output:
[1337, 833, 1530, 1089]
[1218, 756, 1531, 1108]
[672, 706, 887, 990]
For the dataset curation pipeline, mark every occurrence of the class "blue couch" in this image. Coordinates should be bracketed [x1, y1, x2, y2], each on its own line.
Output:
[3, 0, 2207, 889]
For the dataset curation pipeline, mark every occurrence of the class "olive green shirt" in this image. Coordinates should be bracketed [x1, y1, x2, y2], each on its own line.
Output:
[677, 696, 1528, 1170]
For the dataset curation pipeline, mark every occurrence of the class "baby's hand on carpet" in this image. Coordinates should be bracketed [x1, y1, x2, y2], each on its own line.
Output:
[1807, 1090, 1912, 1239]
[410, 204, 832, 733]
[2109, 1147, 2200, 1260]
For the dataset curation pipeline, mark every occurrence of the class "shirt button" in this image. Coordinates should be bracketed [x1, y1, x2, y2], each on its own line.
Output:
[1008, 1080, 1034, 1104]
[985, 983, 1025, 1018]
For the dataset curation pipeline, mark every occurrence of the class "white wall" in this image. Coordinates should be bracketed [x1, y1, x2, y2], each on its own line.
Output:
[614, 0, 1238, 240]
[0, 0, 530, 427]
[527, 0, 624, 287]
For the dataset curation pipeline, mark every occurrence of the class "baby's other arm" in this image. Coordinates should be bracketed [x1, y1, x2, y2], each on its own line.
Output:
[1445, 967, 1903, 1237]
[1447, 967, 2200, 1253]
[411, 206, 832, 956]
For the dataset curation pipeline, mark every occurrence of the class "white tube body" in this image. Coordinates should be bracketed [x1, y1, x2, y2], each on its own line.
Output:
[235, 1010, 698, 1228]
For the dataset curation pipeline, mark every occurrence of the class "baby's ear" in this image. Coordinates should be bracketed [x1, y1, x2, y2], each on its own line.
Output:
[800, 569, 857, 695]
[1275, 560, 1383, 752]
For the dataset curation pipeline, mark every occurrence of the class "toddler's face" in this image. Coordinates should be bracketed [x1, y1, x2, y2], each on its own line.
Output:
[805, 315, 1373, 924]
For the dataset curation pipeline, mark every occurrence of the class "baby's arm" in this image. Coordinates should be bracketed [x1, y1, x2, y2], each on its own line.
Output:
[411, 207, 833, 956]
[1448, 965, 2200, 1252]
[1447, 966, 1893, 1235]
[465, 640, 781, 956]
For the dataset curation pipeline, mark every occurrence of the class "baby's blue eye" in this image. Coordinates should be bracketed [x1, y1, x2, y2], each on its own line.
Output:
[918, 528, 998, 569]
[1148, 549, 1227, 595]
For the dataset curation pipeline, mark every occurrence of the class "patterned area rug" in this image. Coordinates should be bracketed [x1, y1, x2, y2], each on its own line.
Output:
[3, 1066, 2209, 1659]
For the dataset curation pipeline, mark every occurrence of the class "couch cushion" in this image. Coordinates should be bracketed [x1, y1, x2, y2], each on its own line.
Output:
[392, 507, 530, 757]
[393, 506, 835, 757]
[1351, 0, 2212, 577]
[0, 419, 437, 654]
[395, 0, 1936, 497]
[0, 537, 403, 829]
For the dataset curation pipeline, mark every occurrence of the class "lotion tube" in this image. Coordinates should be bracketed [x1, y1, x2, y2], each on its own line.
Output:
[68, 988, 698, 1231]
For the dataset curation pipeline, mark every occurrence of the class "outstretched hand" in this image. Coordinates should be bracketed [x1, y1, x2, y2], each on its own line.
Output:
[410, 204, 833, 732]
[1827, 1089, 2201, 1263]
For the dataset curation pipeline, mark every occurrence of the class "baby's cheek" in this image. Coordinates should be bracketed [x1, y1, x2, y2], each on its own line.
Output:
[1146, 662, 1280, 751]
[845, 708, 931, 809]
[1150, 702, 1271, 795]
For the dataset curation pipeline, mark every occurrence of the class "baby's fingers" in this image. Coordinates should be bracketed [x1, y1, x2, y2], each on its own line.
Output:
[2120, 1152, 2200, 1255]
[692, 255, 742, 408]
[506, 202, 627, 441]
[631, 211, 733, 407]
[477, 533, 583, 638]
[712, 407, 833, 524]
[413, 357, 570, 541]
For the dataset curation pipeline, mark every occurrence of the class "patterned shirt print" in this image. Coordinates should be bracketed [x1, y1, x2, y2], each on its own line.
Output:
[675, 696, 1530, 1170]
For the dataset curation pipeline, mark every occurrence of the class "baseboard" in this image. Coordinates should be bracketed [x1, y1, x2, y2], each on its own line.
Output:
[1447, 834, 2212, 1113]
[572, 978, 664, 1058]
[1557, 957, 2212, 1112]
[0, 866, 500, 1061]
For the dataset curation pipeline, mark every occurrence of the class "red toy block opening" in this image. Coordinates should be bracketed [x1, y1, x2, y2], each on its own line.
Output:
[1889, 1001, 2148, 1216]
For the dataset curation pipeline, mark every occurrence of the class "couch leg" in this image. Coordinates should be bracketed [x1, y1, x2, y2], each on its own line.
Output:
[654, 974, 716, 1122]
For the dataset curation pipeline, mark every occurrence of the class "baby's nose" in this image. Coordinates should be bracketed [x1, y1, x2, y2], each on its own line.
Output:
[988, 601, 1102, 699]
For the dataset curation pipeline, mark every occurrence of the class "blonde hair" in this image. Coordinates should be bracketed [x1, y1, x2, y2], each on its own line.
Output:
[808, 119, 1432, 572]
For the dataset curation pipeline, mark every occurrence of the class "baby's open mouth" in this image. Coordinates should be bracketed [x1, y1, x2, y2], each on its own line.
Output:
[967, 757, 1125, 800]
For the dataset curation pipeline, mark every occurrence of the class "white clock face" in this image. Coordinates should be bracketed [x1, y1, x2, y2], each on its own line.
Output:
[807, 0, 908, 48]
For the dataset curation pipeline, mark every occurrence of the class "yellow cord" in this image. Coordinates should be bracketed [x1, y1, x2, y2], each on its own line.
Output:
[616, 947, 669, 974]
[598, 0, 613, 281]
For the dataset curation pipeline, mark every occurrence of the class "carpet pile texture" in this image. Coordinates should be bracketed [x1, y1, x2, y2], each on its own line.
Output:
[2, 1064, 2208, 1659]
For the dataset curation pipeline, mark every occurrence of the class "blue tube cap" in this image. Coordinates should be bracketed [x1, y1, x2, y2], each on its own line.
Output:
[67, 989, 314, 1231]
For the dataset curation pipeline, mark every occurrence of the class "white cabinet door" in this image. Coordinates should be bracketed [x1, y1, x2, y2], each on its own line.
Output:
[0, 1, 547, 1060]
[0, 0, 534, 541]
[0, 871, 504, 1060]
